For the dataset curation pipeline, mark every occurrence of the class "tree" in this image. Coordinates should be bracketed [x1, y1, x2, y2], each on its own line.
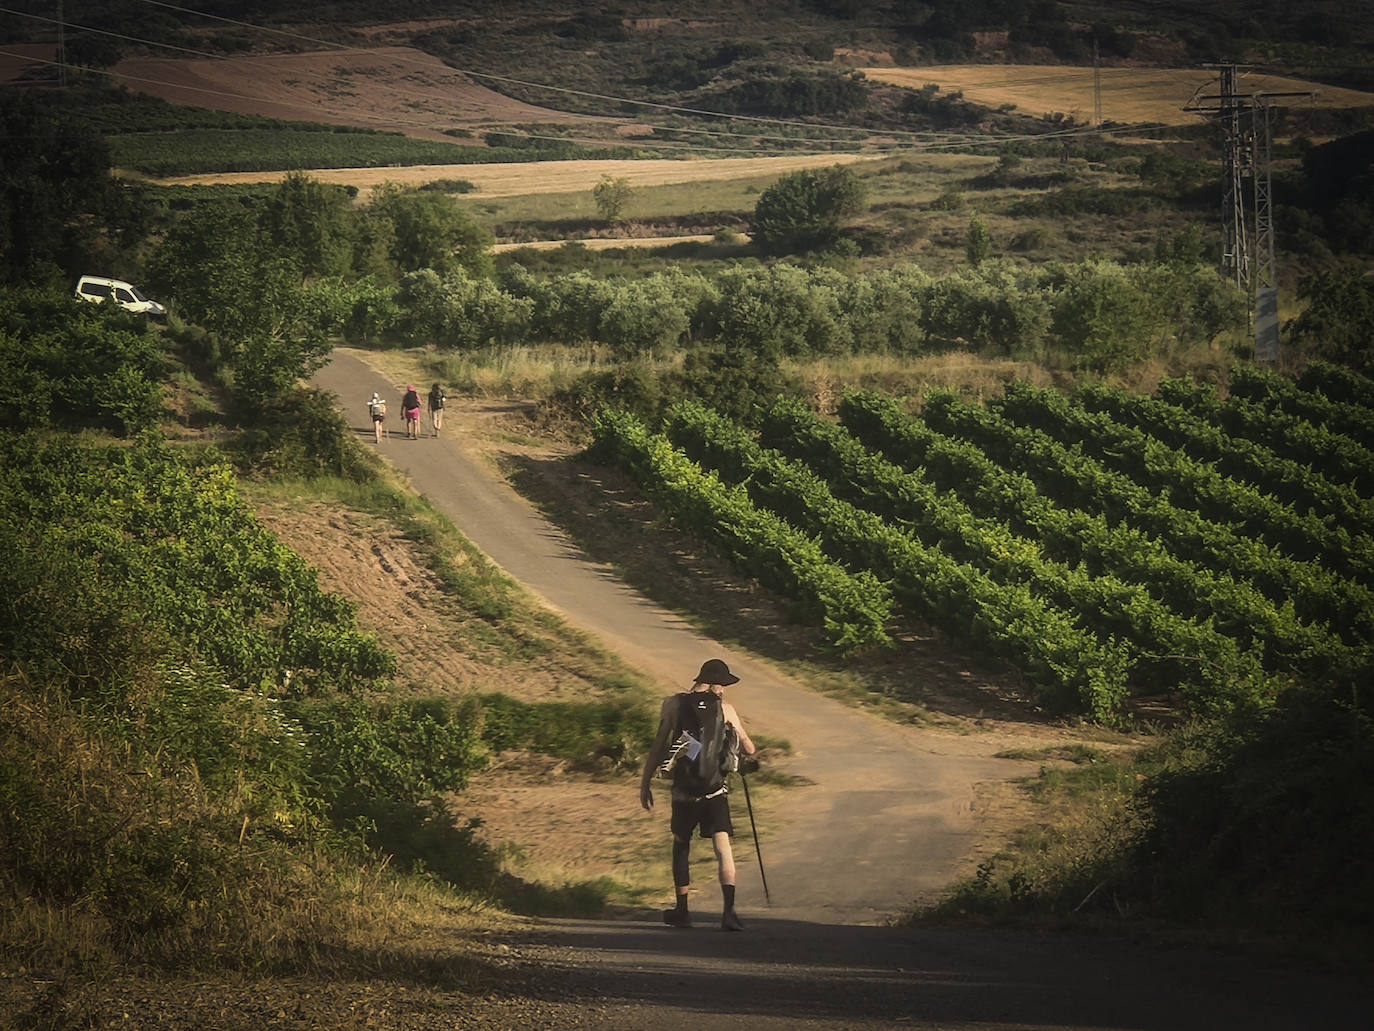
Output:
[365, 184, 492, 277]
[750, 165, 866, 255]
[1291, 265, 1374, 370]
[680, 336, 795, 425]
[592, 175, 635, 222]
[1154, 223, 1209, 267]
[65, 32, 123, 70]
[259, 172, 355, 280]
[965, 211, 992, 267]
[146, 201, 336, 418]
[146, 201, 267, 341]
[1051, 261, 1156, 371]
[599, 277, 692, 359]
[0, 93, 119, 282]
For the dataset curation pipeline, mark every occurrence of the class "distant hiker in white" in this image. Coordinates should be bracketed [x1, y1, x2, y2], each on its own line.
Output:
[640, 658, 756, 931]
[368, 392, 387, 443]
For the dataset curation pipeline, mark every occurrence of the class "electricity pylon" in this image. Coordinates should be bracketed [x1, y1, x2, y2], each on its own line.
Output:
[1185, 65, 1312, 362]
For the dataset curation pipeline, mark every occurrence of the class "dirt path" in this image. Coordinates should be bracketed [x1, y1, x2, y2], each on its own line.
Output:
[315, 352, 1024, 926]
[310, 353, 1369, 1029]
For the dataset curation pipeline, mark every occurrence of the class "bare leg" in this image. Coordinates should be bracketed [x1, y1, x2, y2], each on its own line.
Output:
[712, 831, 736, 888]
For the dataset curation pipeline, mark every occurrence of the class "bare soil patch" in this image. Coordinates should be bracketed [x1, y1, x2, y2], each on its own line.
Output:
[250, 486, 666, 897]
[0, 43, 56, 83]
[253, 499, 488, 695]
[111, 46, 610, 143]
[491, 233, 728, 253]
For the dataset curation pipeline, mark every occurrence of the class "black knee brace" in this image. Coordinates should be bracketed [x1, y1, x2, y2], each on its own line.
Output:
[672, 838, 691, 888]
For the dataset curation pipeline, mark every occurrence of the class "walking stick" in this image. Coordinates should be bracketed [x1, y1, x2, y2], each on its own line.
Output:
[739, 772, 771, 904]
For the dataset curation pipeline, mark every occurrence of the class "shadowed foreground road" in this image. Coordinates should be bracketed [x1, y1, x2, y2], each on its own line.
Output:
[460, 916, 1369, 1031]
[313, 354, 1370, 1030]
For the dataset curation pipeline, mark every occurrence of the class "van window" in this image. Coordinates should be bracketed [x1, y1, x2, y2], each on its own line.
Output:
[83, 282, 112, 299]
[128, 285, 148, 302]
[114, 287, 134, 303]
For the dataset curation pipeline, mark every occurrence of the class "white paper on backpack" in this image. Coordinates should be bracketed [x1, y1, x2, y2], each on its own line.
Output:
[681, 731, 701, 761]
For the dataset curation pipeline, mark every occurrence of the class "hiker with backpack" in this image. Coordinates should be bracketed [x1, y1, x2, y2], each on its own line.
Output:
[640, 658, 757, 931]
[401, 385, 422, 439]
[368, 392, 387, 443]
[428, 382, 446, 438]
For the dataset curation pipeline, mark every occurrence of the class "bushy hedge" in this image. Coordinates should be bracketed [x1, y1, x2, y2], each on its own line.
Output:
[339, 256, 1246, 371]
[0, 435, 393, 695]
[0, 434, 507, 970]
[0, 287, 165, 434]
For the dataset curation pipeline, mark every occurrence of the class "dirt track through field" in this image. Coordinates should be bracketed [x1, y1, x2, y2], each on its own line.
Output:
[309, 352, 1369, 1030]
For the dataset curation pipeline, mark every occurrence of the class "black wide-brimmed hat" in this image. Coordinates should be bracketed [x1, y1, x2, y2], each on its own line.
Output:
[695, 658, 739, 686]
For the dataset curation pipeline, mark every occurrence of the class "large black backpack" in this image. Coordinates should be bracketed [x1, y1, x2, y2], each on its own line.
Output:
[671, 691, 737, 798]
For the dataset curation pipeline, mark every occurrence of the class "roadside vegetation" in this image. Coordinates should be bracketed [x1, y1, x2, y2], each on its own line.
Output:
[3, 0, 1374, 1009]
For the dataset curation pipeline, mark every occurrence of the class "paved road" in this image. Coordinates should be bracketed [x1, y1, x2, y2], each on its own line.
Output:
[312, 353, 1370, 1029]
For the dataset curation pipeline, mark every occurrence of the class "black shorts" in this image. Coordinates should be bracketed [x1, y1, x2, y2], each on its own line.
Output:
[670, 793, 734, 840]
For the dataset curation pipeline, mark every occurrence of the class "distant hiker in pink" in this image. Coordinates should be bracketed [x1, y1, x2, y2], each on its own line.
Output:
[641, 658, 755, 932]
[401, 385, 422, 439]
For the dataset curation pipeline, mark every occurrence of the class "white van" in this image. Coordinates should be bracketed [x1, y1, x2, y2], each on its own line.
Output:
[74, 275, 167, 320]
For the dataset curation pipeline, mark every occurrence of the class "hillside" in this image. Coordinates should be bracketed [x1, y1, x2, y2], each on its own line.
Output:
[8, 0, 1374, 150]
[107, 46, 613, 143]
[4, 1, 1374, 1026]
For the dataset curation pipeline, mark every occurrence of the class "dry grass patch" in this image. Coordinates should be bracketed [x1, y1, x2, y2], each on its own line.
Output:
[785, 352, 1061, 409]
[862, 65, 1374, 127]
[151, 153, 884, 199]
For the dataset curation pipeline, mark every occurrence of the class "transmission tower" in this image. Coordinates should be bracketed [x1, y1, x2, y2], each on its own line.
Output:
[1252, 99, 1279, 361]
[1185, 65, 1311, 362]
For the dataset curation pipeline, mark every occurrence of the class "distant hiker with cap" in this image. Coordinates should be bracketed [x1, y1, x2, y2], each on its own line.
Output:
[640, 658, 756, 931]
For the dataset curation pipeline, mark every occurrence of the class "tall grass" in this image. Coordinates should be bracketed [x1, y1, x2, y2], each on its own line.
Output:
[0, 672, 420, 973]
[919, 677, 1374, 964]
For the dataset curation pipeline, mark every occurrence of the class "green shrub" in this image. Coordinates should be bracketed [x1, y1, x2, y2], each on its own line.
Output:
[0, 668, 378, 971]
[0, 435, 395, 696]
[1130, 682, 1374, 940]
[477, 692, 656, 771]
[750, 165, 867, 255]
[230, 386, 380, 482]
[1292, 264, 1374, 370]
[1011, 226, 1051, 252]
[302, 696, 486, 809]
[0, 287, 164, 435]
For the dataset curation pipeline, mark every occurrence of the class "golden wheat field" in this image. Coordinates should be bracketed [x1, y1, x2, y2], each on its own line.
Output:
[862, 65, 1374, 127]
[150, 152, 883, 197]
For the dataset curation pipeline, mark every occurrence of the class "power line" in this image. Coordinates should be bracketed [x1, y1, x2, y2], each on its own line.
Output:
[2, 40, 1163, 159]
[4, 1, 1178, 160]
[122, 0, 1130, 147]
